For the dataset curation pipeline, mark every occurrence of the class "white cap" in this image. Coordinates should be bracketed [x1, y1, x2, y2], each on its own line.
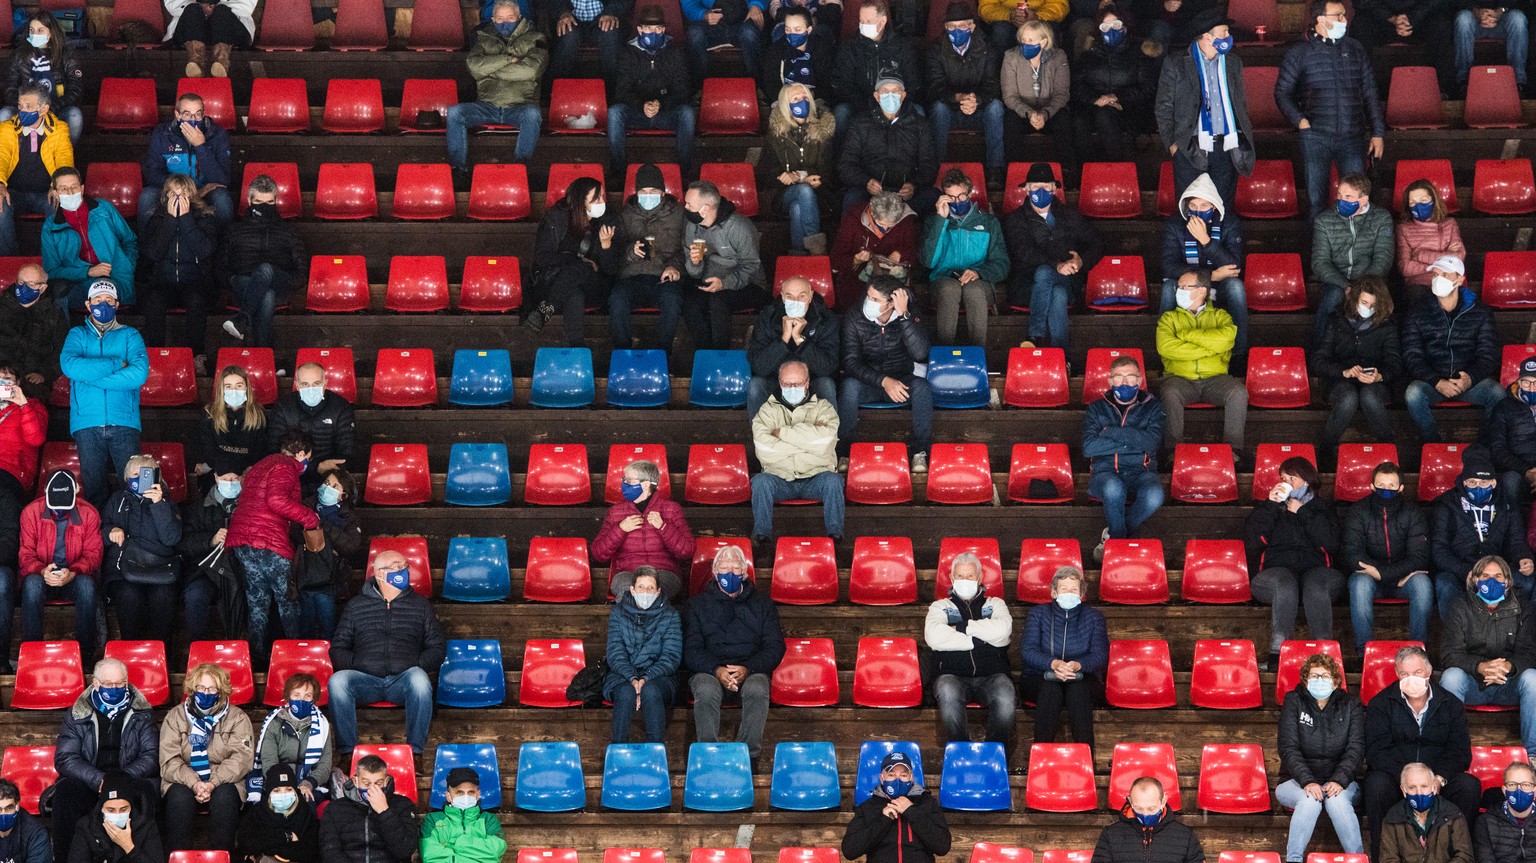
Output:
[1429, 255, 1465, 276]
[87, 279, 117, 301]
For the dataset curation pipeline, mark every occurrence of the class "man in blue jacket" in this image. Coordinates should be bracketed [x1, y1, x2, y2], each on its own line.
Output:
[59, 281, 147, 508]
[136, 92, 233, 231]
[44, 167, 137, 309]
[1082, 354, 1167, 562]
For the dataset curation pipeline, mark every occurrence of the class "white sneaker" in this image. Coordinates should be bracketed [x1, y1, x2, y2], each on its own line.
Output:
[911, 452, 928, 473]
[222, 318, 245, 340]
[1093, 527, 1109, 563]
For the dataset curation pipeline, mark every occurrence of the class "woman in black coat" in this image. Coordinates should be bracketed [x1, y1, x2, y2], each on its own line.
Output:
[1069, 8, 1156, 163]
[236, 765, 320, 863]
[1244, 456, 1344, 668]
[198, 365, 269, 480]
[524, 176, 622, 347]
[1275, 653, 1366, 861]
[1309, 275, 1403, 456]
[139, 175, 219, 368]
[103, 454, 184, 646]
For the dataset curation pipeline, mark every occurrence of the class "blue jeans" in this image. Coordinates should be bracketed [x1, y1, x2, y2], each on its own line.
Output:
[298, 589, 336, 639]
[1348, 570, 1432, 653]
[1089, 468, 1165, 540]
[1160, 276, 1248, 367]
[0, 189, 53, 257]
[74, 425, 141, 508]
[1404, 377, 1504, 442]
[609, 274, 684, 351]
[21, 573, 99, 659]
[181, 576, 217, 642]
[1456, 9, 1528, 86]
[1275, 779, 1364, 861]
[445, 101, 542, 169]
[227, 264, 297, 350]
[1025, 265, 1071, 349]
[934, 672, 1017, 748]
[781, 182, 821, 252]
[746, 375, 836, 417]
[836, 376, 933, 457]
[136, 185, 234, 233]
[1440, 666, 1536, 759]
[606, 103, 697, 173]
[685, 20, 763, 81]
[927, 98, 1006, 168]
[1299, 129, 1366, 220]
[549, 18, 623, 79]
[328, 667, 436, 752]
[233, 546, 300, 663]
[0, 106, 83, 141]
[605, 673, 677, 744]
[750, 470, 845, 537]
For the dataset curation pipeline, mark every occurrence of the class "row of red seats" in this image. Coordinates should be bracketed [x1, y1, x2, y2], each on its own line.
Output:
[1244, 64, 1526, 132]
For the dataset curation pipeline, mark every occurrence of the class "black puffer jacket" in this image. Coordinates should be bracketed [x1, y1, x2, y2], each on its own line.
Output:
[330, 578, 447, 677]
[924, 35, 1001, 107]
[1071, 36, 1155, 119]
[1244, 496, 1339, 574]
[612, 38, 691, 109]
[101, 490, 183, 584]
[317, 792, 418, 863]
[0, 288, 68, 383]
[3, 46, 83, 109]
[1441, 589, 1536, 678]
[218, 207, 306, 285]
[266, 391, 358, 471]
[1430, 486, 1533, 577]
[1278, 684, 1365, 786]
[1365, 679, 1472, 779]
[1483, 391, 1536, 475]
[1310, 310, 1403, 383]
[616, 195, 686, 279]
[841, 789, 951, 863]
[841, 303, 929, 387]
[1090, 806, 1205, 863]
[237, 779, 321, 863]
[1401, 288, 1501, 384]
[1475, 802, 1536, 863]
[830, 31, 920, 109]
[1274, 33, 1386, 139]
[143, 209, 217, 286]
[682, 578, 786, 676]
[1342, 493, 1430, 582]
[1003, 203, 1101, 306]
[747, 293, 840, 379]
[838, 102, 937, 193]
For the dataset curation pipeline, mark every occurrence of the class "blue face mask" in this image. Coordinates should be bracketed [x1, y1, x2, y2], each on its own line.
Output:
[1466, 485, 1495, 505]
[296, 458, 310, 475]
[881, 778, 913, 799]
[1190, 207, 1217, 223]
[13, 282, 40, 305]
[948, 199, 971, 219]
[1133, 809, 1162, 827]
[89, 301, 116, 324]
[1479, 577, 1508, 605]
[1407, 792, 1436, 812]
[1306, 678, 1335, 700]
[16, 111, 39, 127]
[638, 31, 665, 50]
[785, 31, 809, 48]
[384, 568, 411, 591]
[193, 691, 219, 711]
[1102, 27, 1125, 46]
[97, 685, 129, 706]
[637, 192, 662, 210]
[317, 485, 342, 507]
[288, 698, 314, 719]
[495, 21, 516, 36]
[716, 571, 744, 594]
[128, 478, 143, 496]
[1521, 389, 1536, 406]
[1336, 199, 1360, 218]
[1508, 788, 1535, 812]
[789, 99, 811, 119]
[877, 93, 903, 115]
[1028, 187, 1054, 209]
[0, 811, 16, 832]
[1110, 383, 1139, 403]
[1374, 487, 1398, 499]
[948, 27, 971, 48]
[1410, 201, 1435, 222]
[621, 481, 646, 503]
[216, 479, 241, 500]
[1019, 42, 1042, 59]
[1212, 35, 1233, 53]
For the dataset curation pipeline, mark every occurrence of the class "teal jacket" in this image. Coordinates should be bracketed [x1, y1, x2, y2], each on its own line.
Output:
[60, 319, 148, 433]
[41, 197, 138, 302]
[920, 209, 1010, 284]
[420, 806, 507, 863]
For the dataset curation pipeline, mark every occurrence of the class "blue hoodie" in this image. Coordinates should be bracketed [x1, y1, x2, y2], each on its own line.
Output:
[60, 319, 148, 433]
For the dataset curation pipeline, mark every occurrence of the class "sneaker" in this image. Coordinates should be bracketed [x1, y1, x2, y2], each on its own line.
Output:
[522, 300, 556, 333]
[1093, 527, 1109, 563]
[837, 457, 849, 473]
[911, 452, 928, 473]
[193, 354, 208, 377]
[222, 318, 245, 341]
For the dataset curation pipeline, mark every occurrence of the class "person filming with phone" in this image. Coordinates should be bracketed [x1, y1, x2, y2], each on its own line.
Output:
[836, 275, 933, 473]
[102, 453, 183, 648]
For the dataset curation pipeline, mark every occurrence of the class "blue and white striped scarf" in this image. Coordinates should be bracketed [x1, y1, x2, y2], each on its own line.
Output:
[186, 703, 227, 782]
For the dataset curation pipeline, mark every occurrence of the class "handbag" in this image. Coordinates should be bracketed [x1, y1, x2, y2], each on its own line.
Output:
[565, 658, 609, 706]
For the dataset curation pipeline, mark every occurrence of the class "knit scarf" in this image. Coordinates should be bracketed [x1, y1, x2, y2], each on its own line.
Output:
[1461, 497, 1496, 542]
[91, 687, 131, 721]
[186, 702, 227, 782]
[1183, 221, 1221, 265]
[248, 709, 331, 801]
[1191, 41, 1237, 155]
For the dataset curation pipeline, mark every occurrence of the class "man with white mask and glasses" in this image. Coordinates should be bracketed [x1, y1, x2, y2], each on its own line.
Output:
[925, 553, 1014, 753]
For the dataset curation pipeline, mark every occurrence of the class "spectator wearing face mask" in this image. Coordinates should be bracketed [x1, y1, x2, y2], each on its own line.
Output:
[831, 0, 920, 126]
[102, 453, 183, 646]
[1310, 172, 1394, 346]
[746, 276, 839, 417]
[838, 73, 938, 216]
[237, 765, 320, 863]
[1019, 566, 1108, 754]
[218, 175, 307, 350]
[841, 752, 951, 863]
[267, 363, 357, 491]
[1344, 461, 1432, 654]
[1378, 762, 1475, 863]
[1475, 761, 1536, 862]
[1276, 653, 1367, 861]
[1161, 173, 1246, 372]
[830, 191, 918, 312]
[592, 459, 695, 600]
[43, 167, 137, 309]
[1430, 446, 1534, 617]
[0, 358, 46, 555]
[319, 754, 420, 863]
[1311, 275, 1400, 456]
[1438, 555, 1536, 761]
[920, 167, 1009, 347]
[177, 465, 241, 645]
[836, 277, 931, 471]
[610, 164, 687, 353]
[1155, 267, 1248, 458]
[1, 12, 85, 142]
[603, 567, 682, 744]
[1091, 776, 1204, 863]
[1082, 354, 1165, 562]
[524, 176, 621, 346]
[1396, 179, 1464, 306]
[420, 767, 505, 863]
[1482, 358, 1536, 507]
[1003, 162, 1098, 351]
[159, 662, 255, 854]
[1245, 457, 1343, 670]
[926, 3, 1004, 178]
[613, 6, 697, 174]
[925, 553, 1014, 753]
[0, 264, 68, 399]
[60, 279, 148, 508]
[68, 774, 166, 863]
[137, 92, 233, 231]
[751, 360, 843, 543]
[760, 8, 833, 96]
[0, 778, 49, 863]
[0, 83, 72, 258]
[1401, 254, 1502, 444]
[297, 468, 362, 639]
[16, 471, 101, 669]
[764, 83, 834, 256]
[247, 673, 333, 806]
[198, 365, 268, 479]
[1154, 16, 1254, 206]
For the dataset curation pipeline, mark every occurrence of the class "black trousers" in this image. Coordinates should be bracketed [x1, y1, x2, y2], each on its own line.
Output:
[527, 265, 611, 347]
[163, 781, 242, 853]
[1363, 768, 1480, 860]
[172, 4, 252, 48]
[52, 776, 160, 863]
[1021, 671, 1105, 755]
[680, 282, 768, 351]
[138, 275, 214, 357]
[108, 580, 178, 645]
[1070, 103, 1135, 163]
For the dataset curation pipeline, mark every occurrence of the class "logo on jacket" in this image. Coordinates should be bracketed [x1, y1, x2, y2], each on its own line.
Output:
[1298, 712, 1314, 727]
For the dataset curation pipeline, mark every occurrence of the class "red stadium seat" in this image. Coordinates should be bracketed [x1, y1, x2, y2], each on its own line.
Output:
[606, 851, 664, 863]
[1235, 160, 1298, 219]
[1360, 640, 1423, 704]
[103, 640, 169, 706]
[459, 256, 523, 312]
[1473, 158, 1536, 214]
[523, 537, 592, 603]
[968, 844, 1032, 863]
[366, 536, 433, 596]
[1486, 252, 1536, 309]
[1109, 742, 1182, 810]
[1198, 744, 1270, 813]
[364, 444, 432, 506]
[1243, 253, 1307, 312]
[1156, 161, 1176, 217]
[524, 444, 592, 506]
[1387, 66, 1448, 129]
[926, 443, 994, 505]
[351, 745, 418, 803]
[1190, 639, 1262, 709]
[246, 79, 311, 133]
[85, 162, 142, 219]
[1465, 65, 1524, 128]
[11, 641, 83, 709]
[1335, 443, 1398, 503]
[186, 641, 254, 704]
[624, 163, 684, 200]
[1418, 444, 1464, 502]
[846, 443, 912, 505]
[257, 0, 316, 48]
[141, 348, 199, 407]
[111, 0, 167, 46]
[332, 0, 389, 49]
[698, 162, 758, 217]
[1105, 640, 1176, 709]
[692, 851, 751, 863]
[240, 163, 303, 219]
[605, 444, 671, 504]
[322, 79, 385, 133]
[1243, 66, 1285, 130]
[1001, 162, 1063, 213]
[1393, 159, 1458, 213]
[771, 538, 839, 605]
[684, 444, 750, 505]
[314, 163, 378, 220]
[1099, 540, 1169, 605]
[935, 537, 1004, 598]
[1006, 443, 1074, 504]
[373, 349, 438, 408]
[1, 746, 55, 814]
[780, 850, 840, 863]
[304, 255, 371, 313]
[141, 442, 188, 504]
[467, 164, 531, 221]
[1251, 444, 1316, 501]
[1041, 853, 1092, 863]
[1084, 256, 1146, 310]
[0, 256, 40, 285]
[1182, 539, 1252, 604]
[1017, 539, 1082, 604]
[34, 442, 80, 495]
[177, 77, 235, 129]
[1003, 347, 1069, 408]
[522, 851, 581, 863]
[773, 256, 836, 306]
[385, 255, 450, 312]
[408, 0, 468, 49]
[1471, 746, 1531, 791]
[689, 537, 755, 595]
[1303, 857, 1367, 863]
[934, 162, 990, 211]
[1276, 640, 1345, 704]
[546, 163, 606, 204]
[519, 639, 586, 707]
[1228, 0, 1279, 37]
[392, 163, 457, 220]
[168, 853, 232, 863]
[1077, 162, 1141, 218]
[852, 637, 921, 708]
[94, 78, 157, 131]
[399, 79, 459, 131]
[262, 640, 333, 706]
[1219, 855, 1280, 863]
[700, 78, 760, 134]
[770, 637, 839, 706]
[1025, 743, 1097, 812]
[1082, 348, 1146, 404]
[1172, 443, 1238, 503]
[214, 348, 278, 404]
[1247, 348, 1310, 408]
[550, 79, 608, 133]
[292, 347, 357, 404]
[849, 537, 917, 605]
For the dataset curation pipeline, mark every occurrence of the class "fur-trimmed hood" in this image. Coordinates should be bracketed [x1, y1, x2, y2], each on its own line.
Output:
[769, 100, 837, 143]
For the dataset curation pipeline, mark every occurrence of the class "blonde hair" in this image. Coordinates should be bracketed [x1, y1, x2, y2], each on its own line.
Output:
[184, 662, 232, 700]
[775, 83, 818, 124]
[1018, 20, 1052, 50]
[123, 454, 157, 481]
[159, 174, 213, 216]
[208, 365, 268, 435]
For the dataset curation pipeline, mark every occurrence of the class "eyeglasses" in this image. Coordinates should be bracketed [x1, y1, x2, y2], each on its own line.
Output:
[193, 684, 220, 694]
[177, 110, 205, 121]
[1506, 781, 1536, 791]
[1305, 674, 1335, 683]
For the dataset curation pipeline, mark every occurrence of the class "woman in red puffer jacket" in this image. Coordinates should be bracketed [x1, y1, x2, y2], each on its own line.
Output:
[592, 459, 695, 601]
[227, 430, 320, 656]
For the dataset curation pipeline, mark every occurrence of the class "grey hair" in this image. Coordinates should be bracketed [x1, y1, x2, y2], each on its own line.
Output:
[949, 552, 983, 579]
[626, 460, 661, 487]
[17, 82, 50, 108]
[712, 543, 749, 571]
[123, 454, 157, 481]
[247, 174, 280, 201]
[1051, 565, 1085, 592]
[492, 0, 521, 9]
[1400, 762, 1436, 784]
[686, 180, 722, 207]
[93, 657, 128, 680]
[1394, 644, 1432, 674]
[869, 191, 905, 224]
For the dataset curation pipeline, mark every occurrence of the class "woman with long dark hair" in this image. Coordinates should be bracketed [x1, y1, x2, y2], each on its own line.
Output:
[1, 12, 84, 140]
[524, 176, 622, 346]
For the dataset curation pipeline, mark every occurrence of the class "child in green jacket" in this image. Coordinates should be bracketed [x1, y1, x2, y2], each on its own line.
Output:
[420, 767, 507, 863]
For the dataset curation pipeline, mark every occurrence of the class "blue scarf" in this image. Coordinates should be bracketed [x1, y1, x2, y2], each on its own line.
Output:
[1184, 221, 1222, 265]
[1191, 41, 1237, 155]
[186, 702, 227, 782]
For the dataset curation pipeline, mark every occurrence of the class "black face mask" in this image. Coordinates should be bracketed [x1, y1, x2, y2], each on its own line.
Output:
[684, 209, 705, 225]
[247, 203, 279, 220]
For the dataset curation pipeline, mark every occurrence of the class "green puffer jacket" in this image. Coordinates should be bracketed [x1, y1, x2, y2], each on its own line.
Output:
[466, 20, 548, 108]
[420, 806, 507, 863]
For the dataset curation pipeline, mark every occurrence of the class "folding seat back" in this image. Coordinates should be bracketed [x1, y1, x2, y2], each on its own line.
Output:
[214, 348, 278, 404]
[854, 740, 925, 804]
[1361, 640, 1423, 703]
[432, 743, 502, 809]
[1482, 251, 1536, 308]
[940, 741, 1011, 811]
[692, 851, 751, 863]
[314, 163, 378, 220]
[449, 349, 514, 407]
[1172, 443, 1238, 503]
[688, 350, 750, 409]
[246, 79, 311, 133]
[408, 0, 469, 49]
[605, 443, 671, 503]
[444, 442, 512, 507]
[458, 255, 523, 312]
[351, 745, 417, 802]
[1084, 255, 1147, 310]
[262, 640, 333, 706]
[769, 741, 840, 810]
[1303, 856, 1368, 863]
[699, 78, 760, 134]
[1251, 443, 1316, 501]
[623, 162, 685, 200]
[1393, 159, 1458, 213]
[545, 163, 606, 203]
[365, 536, 434, 596]
[1418, 444, 1464, 501]
[1181, 539, 1252, 603]
[1017, 539, 1082, 603]
[399, 79, 460, 131]
[103, 640, 170, 706]
[600, 743, 671, 810]
[1077, 162, 1140, 218]
[1247, 347, 1310, 408]
[846, 442, 912, 505]
[437, 638, 507, 709]
[1104, 639, 1176, 709]
[1156, 161, 1176, 216]
[1108, 742, 1181, 810]
[520, 853, 580, 863]
[293, 347, 358, 403]
[1465, 65, 1524, 128]
[698, 162, 758, 216]
[935, 537, 1004, 598]
[969, 844, 1033, 863]
[442, 536, 512, 602]
[606, 851, 665, 863]
[1082, 348, 1145, 403]
[1470, 746, 1531, 791]
[1243, 65, 1285, 130]
[257, 0, 317, 48]
[240, 163, 303, 218]
[1235, 160, 1298, 219]
[684, 444, 750, 505]
[927, 346, 990, 409]
[770, 638, 839, 707]
[773, 256, 836, 306]
[1190, 639, 1262, 709]
[849, 536, 917, 605]
[1023, 742, 1094, 812]
[523, 537, 593, 602]
[141, 347, 199, 407]
[322, 78, 385, 133]
[530, 347, 595, 408]
[1276, 640, 1345, 704]
[467, 164, 532, 220]
[852, 637, 921, 708]
[926, 443, 994, 505]
[332, 0, 389, 49]
[1219, 855, 1281, 863]
[385, 255, 449, 312]
[34, 442, 79, 495]
[94, 78, 157, 130]
[1, 746, 56, 814]
[683, 741, 754, 811]
[1040, 854, 1092, 863]
[524, 444, 593, 507]
[1387, 66, 1448, 129]
[1004, 347, 1069, 408]
[1099, 540, 1169, 604]
[373, 348, 438, 408]
[392, 163, 457, 220]
[363, 443, 432, 506]
[186, 641, 254, 704]
[85, 163, 142, 219]
[168, 852, 232, 863]
[11, 640, 83, 709]
[606, 349, 671, 408]
[1197, 744, 1270, 813]
[1227, 0, 1279, 36]
[1473, 158, 1536, 215]
[549, 79, 608, 132]
[1334, 443, 1398, 502]
[1243, 253, 1307, 311]
[519, 639, 586, 708]
[934, 162, 990, 210]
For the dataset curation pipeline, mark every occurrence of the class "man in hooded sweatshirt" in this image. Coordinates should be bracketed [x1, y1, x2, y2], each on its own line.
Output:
[420, 766, 506, 863]
[67, 774, 165, 863]
[841, 752, 951, 863]
[1091, 776, 1205, 862]
[1160, 172, 1246, 372]
[925, 553, 1015, 752]
[1430, 446, 1535, 616]
[236, 765, 320, 863]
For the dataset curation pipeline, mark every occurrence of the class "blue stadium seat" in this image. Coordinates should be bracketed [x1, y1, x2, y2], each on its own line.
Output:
[530, 348, 595, 409]
[449, 349, 515, 407]
[939, 742, 1012, 811]
[442, 537, 512, 602]
[601, 743, 672, 811]
[444, 443, 512, 507]
[436, 639, 507, 708]
[430, 743, 502, 809]
[683, 742, 754, 812]
[515, 741, 586, 813]
[607, 350, 671, 408]
[689, 350, 751, 408]
[770, 741, 840, 811]
[928, 347, 990, 409]
[854, 741, 926, 805]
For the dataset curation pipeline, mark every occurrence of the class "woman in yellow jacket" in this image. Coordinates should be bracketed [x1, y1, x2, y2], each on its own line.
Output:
[0, 82, 73, 257]
[981, 0, 1066, 49]
[1155, 267, 1249, 458]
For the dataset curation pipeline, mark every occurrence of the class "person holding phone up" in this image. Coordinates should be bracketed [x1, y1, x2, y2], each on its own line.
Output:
[836, 275, 932, 472]
[101, 453, 183, 648]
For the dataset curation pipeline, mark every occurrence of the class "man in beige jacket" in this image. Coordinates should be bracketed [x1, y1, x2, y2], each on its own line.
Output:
[750, 360, 844, 544]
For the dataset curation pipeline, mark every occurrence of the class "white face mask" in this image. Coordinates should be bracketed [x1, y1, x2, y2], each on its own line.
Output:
[223, 389, 248, 409]
[1175, 288, 1196, 310]
[858, 22, 880, 39]
[783, 298, 808, 319]
[631, 590, 658, 610]
[587, 201, 606, 219]
[1055, 592, 1081, 610]
[104, 811, 130, 829]
[1324, 20, 1347, 39]
[863, 298, 887, 322]
[449, 794, 478, 810]
[951, 579, 979, 601]
[1431, 275, 1457, 298]
[298, 386, 325, 407]
[1399, 674, 1429, 697]
[1356, 303, 1375, 319]
[58, 192, 83, 212]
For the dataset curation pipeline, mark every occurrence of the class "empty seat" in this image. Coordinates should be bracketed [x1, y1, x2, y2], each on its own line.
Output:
[1172, 443, 1238, 503]
[292, 347, 358, 404]
[442, 536, 512, 602]
[1235, 160, 1298, 219]
[846, 443, 912, 505]
[1387, 66, 1448, 129]
[365, 536, 434, 597]
[692, 851, 751, 863]
[1190, 639, 1263, 709]
[1017, 539, 1082, 604]
[1276, 640, 1345, 704]
[519, 639, 585, 708]
[699, 78, 760, 134]
[1393, 159, 1458, 213]
[437, 639, 507, 708]
[772, 256, 836, 307]
[1082, 348, 1146, 403]
[600, 743, 671, 811]
[1105, 639, 1176, 709]
[1084, 256, 1147, 310]
[607, 349, 671, 408]
[141, 348, 199, 407]
[1197, 744, 1270, 813]
[256, 0, 316, 48]
[11, 641, 83, 709]
[698, 162, 758, 217]
[246, 79, 311, 133]
[1024, 742, 1095, 812]
[1473, 158, 1536, 215]
[240, 163, 303, 219]
[445, 442, 511, 507]
[103, 639, 169, 706]
[398, 78, 459, 131]
[854, 741, 926, 804]
[186, 641, 254, 704]
[1303, 856, 1367, 863]
[94, 78, 157, 131]
[1361, 640, 1423, 704]
[314, 163, 378, 220]
[467, 164, 532, 220]
[1243, 66, 1285, 130]
[1156, 161, 1176, 217]
[1099, 540, 1169, 604]
[458, 256, 523, 312]
[523, 537, 592, 603]
[684, 741, 754, 811]
[545, 163, 606, 203]
[530, 348, 595, 408]
[1251, 443, 1317, 501]
[262, 640, 333, 706]
[363, 443, 432, 506]
[384, 255, 450, 312]
[1006, 443, 1074, 504]
[1219, 856, 1281, 863]
[392, 163, 457, 220]
[969, 844, 1034, 863]
[1040, 854, 1092, 863]
[550, 79, 608, 133]
[606, 851, 665, 863]
[1077, 162, 1140, 218]
[373, 348, 438, 408]
[605, 444, 672, 503]
[770, 538, 839, 606]
[1, 746, 56, 814]
[1335, 443, 1399, 503]
[214, 348, 278, 404]
[524, 444, 592, 507]
[332, 0, 389, 49]
[33, 442, 80, 495]
[449, 349, 514, 407]
[941, 742, 1011, 812]
[1109, 742, 1181, 810]
[1243, 253, 1307, 311]
[1418, 444, 1465, 501]
[927, 346, 990, 409]
[1004, 347, 1069, 408]
[1465, 65, 1524, 128]
[408, 0, 469, 49]
[1471, 746, 1532, 791]
[305, 256, 371, 313]
[771, 638, 839, 707]
[689, 350, 750, 409]
[926, 443, 994, 505]
[935, 537, 1004, 598]
[849, 537, 917, 606]
[432, 743, 502, 809]
[351, 745, 417, 802]
[1483, 252, 1536, 308]
[770, 741, 840, 810]
[84, 163, 142, 219]
[684, 444, 750, 505]
[1247, 348, 1310, 408]
[852, 637, 921, 708]
[1181, 539, 1252, 603]
[322, 79, 385, 133]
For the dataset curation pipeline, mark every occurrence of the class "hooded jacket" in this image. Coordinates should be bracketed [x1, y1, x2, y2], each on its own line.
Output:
[764, 100, 836, 180]
[604, 588, 683, 688]
[1003, 201, 1100, 304]
[466, 19, 547, 108]
[841, 301, 929, 387]
[1311, 306, 1403, 383]
[1019, 599, 1109, 676]
[925, 32, 1002, 107]
[1365, 680, 1473, 779]
[236, 774, 321, 863]
[225, 452, 319, 560]
[218, 204, 306, 283]
[1431, 483, 1532, 577]
[1082, 390, 1165, 475]
[1274, 32, 1386, 140]
[830, 202, 918, 311]
[1402, 287, 1501, 385]
[682, 199, 764, 292]
[1343, 492, 1431, 583]
[1483, 389, 1536, 475]
[420, 804, 506, 863]
[67, 784, 165, 863]
[42, 197, 137, 301]
[1441, 586, 1536, 679]
[591, 493, 694, 578]
[330, 577, 447, 677]
[158, 698, 255, 793]
[1397, 217, 1465, 288]
[841, 787, 951, 863]
[55, 686, 159, 789]
[616, 194, 686, 280]
[1154, 44, 1256, 176]
[1090, 805, 1205, 863]
[1278, 683, 1365, 785]
[1379, 797, 1474, 863]
[1160, 174, 1243, 278]
[60, 319, 148, 434]
[613, 35, 690, 110]
[1312, 203, 1394, 287]
[748, 292, 840, 380]
[839, 103, 937, 197]
[682, 578, 786, 676]
[920, 206, 1009, 284]
[0, 112, 72, 187]
[267, 390, 357, 470]
[0, 288, 68, 384]
[318, 786, 419, 863]
[925, 590, 1012, 678]
[1000, 46, 1069, 121]
[1244, 494, 1338, 574]
[1474, 801, 1536, 863]
[1156, 303, 1237, 380]
[753, 393, 839, 480]
[141, 119, 231, 189]
[19, 496, 102, 577]
[830, 31, 921, 109]
[0, 400, 45, 488]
